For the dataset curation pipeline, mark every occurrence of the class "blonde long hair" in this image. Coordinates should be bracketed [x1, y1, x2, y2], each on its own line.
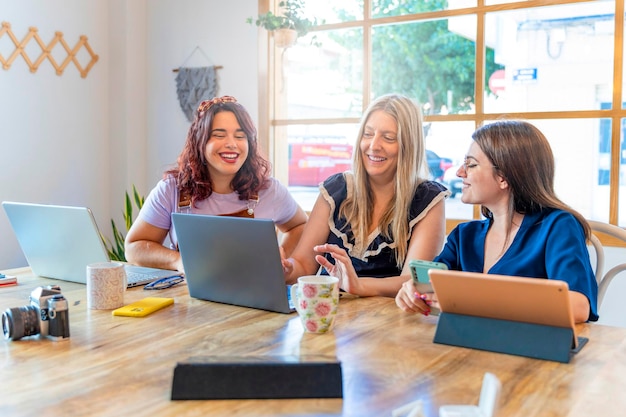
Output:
[339, 94, 429, 268]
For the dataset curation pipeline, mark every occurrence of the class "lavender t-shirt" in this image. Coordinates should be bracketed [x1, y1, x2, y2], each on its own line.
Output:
[138, 176, 299, 249]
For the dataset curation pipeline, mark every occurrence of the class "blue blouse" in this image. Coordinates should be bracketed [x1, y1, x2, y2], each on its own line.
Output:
[435, 209, 599, 321]
[320, 172, 450, 278]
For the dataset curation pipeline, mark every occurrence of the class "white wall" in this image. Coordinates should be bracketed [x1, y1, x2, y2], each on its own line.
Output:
[0, 0, 258, 269]
[145, 0, 259, 187]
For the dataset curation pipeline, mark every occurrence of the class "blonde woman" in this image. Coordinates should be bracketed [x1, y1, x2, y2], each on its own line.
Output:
[283, 94, 449, 297]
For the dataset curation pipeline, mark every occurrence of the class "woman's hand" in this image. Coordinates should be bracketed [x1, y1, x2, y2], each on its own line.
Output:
[313, 243, 365, 295]
[280, 246, 295, 282]
[174, 255, 185, 274]
[395, 278, 433, 315]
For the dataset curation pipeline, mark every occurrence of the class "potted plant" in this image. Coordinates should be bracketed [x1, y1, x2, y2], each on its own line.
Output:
[101, 185, 145, 262]
[247, 0, 317, 48]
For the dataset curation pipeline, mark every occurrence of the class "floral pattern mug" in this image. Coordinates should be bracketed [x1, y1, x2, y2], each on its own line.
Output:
[290, 275, 339, 333]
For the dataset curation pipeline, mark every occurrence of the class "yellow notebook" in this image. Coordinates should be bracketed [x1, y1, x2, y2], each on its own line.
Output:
[112, 297, 174, 317]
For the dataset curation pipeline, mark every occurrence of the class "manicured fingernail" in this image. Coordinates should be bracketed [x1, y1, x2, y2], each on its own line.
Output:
[414, 292, 420, 299]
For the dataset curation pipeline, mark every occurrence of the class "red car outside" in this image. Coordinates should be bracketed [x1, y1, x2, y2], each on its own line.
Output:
[288, 142, 353, 187]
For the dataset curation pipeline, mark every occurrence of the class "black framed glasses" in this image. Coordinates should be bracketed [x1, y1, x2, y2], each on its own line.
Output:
[144, 275, 185, 290]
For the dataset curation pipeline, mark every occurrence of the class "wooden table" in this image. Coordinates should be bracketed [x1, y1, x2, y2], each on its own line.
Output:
[0, 267, 625, 417]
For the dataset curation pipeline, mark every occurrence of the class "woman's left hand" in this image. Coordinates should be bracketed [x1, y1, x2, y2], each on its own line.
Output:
[313, 243, 364, 295]
[395, 278, 432, 315]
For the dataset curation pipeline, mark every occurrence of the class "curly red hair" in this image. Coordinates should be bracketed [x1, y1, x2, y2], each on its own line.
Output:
[164, 96, 271, 207]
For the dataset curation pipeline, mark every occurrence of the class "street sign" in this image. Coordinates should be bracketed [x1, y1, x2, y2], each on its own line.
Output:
[512, 68, 537, 84]
[488, 69, 506, 96]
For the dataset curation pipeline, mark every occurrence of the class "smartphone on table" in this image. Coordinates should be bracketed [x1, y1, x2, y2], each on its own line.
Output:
[408, 259, 448, 315]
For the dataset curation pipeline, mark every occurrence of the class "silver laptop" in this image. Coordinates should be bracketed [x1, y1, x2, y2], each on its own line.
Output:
[172, 213, 294, 314]
[2, 201, 181, 287]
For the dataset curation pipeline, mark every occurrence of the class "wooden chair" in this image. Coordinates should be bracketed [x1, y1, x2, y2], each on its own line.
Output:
[587, 220, 626, 308]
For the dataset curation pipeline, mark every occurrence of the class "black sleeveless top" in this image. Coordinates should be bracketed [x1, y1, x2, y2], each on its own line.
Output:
[320, 172, 449, 278]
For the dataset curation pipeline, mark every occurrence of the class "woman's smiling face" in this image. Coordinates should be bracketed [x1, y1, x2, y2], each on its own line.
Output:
[204, 111, 249, 181]
[457, 141, 506, 206]
[359, 110, 399, 183]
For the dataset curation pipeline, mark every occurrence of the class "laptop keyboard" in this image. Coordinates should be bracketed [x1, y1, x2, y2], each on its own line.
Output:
[126, 271, 159, 285]
[286, 285, 295, 310]
[123, 265, 181, 287]
[126, 271, 150, 284]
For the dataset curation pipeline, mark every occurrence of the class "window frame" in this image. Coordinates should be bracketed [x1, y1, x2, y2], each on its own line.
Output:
[256, 0, 625, 233]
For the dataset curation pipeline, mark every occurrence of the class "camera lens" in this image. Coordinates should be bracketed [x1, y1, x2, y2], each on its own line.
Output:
[2, 306, 40, 340]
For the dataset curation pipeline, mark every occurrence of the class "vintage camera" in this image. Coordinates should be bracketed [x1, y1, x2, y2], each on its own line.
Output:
[2, 285, 70, 341]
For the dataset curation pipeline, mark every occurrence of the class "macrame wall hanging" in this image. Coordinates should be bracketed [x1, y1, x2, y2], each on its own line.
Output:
[173, 46, 222, 122]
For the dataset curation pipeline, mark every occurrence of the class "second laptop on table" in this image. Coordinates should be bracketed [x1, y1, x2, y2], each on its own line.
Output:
[2, 201, 181, 287]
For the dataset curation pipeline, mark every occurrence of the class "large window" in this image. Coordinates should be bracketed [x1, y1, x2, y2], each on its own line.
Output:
[258, 0, 626, 229]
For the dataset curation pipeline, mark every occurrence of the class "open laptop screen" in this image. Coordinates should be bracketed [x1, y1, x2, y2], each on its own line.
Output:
[172, 213, 293, 314]
[2, 201, 179, 286]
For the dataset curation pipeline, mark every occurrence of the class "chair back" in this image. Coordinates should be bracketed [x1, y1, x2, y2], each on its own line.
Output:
[588, 220, 626, 308]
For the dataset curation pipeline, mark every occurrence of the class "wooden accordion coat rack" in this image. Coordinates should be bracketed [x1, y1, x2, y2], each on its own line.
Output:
[0, 21, 99, 78]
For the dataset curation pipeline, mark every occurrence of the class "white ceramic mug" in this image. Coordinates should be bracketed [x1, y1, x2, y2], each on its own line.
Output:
[290, 275, 340, 333]
[86, 262, 127, 310]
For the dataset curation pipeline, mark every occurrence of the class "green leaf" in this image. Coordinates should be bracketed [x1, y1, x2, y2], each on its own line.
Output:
[111, 219, 126, 261]
[133, 184, 145, 209]
[246, 0, 318, 39]
[100, 184, 146, 263]
[124, 191, 133, 230]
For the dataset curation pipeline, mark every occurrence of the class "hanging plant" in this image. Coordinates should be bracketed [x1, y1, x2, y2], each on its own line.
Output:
[246, 0, 318, 48]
